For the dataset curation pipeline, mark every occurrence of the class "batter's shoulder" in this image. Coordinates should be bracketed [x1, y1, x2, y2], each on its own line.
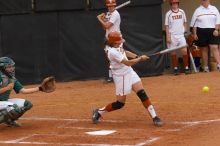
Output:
[113, 10, 120, 16]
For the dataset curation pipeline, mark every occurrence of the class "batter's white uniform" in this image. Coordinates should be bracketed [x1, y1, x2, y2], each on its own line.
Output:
[165, 9, 187, 48]
[105, 10, 121, 38]
[104, 10, 121, 77]
[106, 46, 140, 96]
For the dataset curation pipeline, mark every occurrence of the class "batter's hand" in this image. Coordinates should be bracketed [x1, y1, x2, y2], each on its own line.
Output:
[97, 13, 105, 19]
[140, 55, 149, 61]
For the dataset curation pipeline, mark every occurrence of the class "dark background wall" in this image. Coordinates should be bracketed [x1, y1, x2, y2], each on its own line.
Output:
[0, 0, 164, 84]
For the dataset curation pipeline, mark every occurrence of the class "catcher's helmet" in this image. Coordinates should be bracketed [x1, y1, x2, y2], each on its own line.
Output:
[107, 31, 125, 45]
[106, 0, 116, 7]
[0, 57, 15, 77]
[169, 0, 179, 4]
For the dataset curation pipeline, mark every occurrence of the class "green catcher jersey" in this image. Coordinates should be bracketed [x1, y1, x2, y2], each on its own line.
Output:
[0, 73, 23, 101]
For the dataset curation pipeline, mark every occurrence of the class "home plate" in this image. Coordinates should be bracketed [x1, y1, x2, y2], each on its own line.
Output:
[85, 130, 116, 136]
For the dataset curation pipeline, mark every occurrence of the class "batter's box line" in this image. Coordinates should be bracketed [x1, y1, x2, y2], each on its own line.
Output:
[173, 118, 220, 125]
[0, 134, 160, 146]
[0, 134, 36, 144]
[21, 117, 127, 123]
[163, 118, 220, 132]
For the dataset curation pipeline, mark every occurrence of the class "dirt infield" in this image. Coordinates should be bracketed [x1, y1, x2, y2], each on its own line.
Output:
[0, 71, 220, 146]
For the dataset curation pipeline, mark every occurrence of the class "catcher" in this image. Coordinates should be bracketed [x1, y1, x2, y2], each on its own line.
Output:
[0, 57, 55, 127]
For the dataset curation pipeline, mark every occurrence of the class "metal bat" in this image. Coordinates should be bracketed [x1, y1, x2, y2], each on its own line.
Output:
[115, 0, 131, 10]
[148, 45, 188, 57]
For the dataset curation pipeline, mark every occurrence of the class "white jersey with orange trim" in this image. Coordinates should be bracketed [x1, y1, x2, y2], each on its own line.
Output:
[165, 9, 187, 35]
[106, 46, 132, 76]
[106, 46, 140, 96]
[105, 10, 121, 38]
[190, 5, 220, 28]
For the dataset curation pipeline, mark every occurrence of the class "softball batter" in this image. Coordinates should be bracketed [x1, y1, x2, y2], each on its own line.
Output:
[97, 0, 121, 82]
[92, 31, 162, 127]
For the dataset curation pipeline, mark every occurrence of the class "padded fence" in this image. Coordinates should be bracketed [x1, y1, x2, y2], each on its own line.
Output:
[0, 0, 164, 84]
[0, 0, 32, 15]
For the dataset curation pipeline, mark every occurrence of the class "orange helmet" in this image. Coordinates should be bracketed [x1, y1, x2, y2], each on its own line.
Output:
[105, 0, 117, 7]
[107, 31, 124, 45]
[169, 0, 179, 4]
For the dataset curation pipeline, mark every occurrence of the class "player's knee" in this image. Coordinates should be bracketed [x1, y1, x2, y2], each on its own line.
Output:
[0, 110, 10, 124]
[112, 101, 125, 110]
[24, 100, 33, 111]
[137, 89, 149, 102]
[6, 104, 24, 120]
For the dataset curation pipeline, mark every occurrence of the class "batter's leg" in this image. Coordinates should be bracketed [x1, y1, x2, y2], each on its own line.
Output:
[92, 95, 126, 124]
[132, 81, 162, 127]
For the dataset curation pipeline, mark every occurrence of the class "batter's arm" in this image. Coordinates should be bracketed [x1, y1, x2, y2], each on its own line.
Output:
[125, 50, 139, 59]
[121, 55, 149, 66]
[97, 13, 113, 30]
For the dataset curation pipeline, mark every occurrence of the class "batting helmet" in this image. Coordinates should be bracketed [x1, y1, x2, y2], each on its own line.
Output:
[0, 57, 15, 77]
[106, 0, 117, 7]
[169, 0, 179, 4]
[107, 31, 125, 45]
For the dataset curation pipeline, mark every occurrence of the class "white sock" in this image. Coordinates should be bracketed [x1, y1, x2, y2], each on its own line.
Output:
[98, 107, 107, 115]
[185, 66, 189, 69]
[204, 66, 209, 69]
[147, 105, 157, 118]
[174, 67, 178, 70]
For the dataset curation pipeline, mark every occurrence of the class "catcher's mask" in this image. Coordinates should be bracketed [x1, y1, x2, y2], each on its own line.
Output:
[107, 31, 125, 45]
[0, 57, 15, 78]
[169, 0, 179, 5]
[106, 0, 116, 7]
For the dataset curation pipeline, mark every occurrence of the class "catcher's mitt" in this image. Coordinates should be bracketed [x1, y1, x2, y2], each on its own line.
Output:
[39, 76, 56, 93]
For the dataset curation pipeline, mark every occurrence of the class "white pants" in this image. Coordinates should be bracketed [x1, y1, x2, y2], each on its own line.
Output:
[168, 34, 187, 48]
[0, 98, 25, 110]
[113, 70, 140, 96]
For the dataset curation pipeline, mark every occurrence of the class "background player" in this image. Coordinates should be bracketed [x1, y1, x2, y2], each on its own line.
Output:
[0, 57, 52, 127]
[92, 31, 162, 127]
[97, 0, 121, 82]
[165, 0, 190, 75]
[190, 0, 220, 72]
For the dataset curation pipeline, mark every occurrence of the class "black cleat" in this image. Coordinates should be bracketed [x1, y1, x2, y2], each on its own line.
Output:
[185, 68, 191, 75]
[92, 109, 101, 124]
[106, 77, 113, 83]
[4, 120, 21, 127]
[153, 116, 162, 127]
[173, 69, 179, 75]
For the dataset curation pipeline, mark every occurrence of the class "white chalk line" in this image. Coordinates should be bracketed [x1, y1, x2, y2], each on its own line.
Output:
[135, 137, 161, 146]
[174, 118, 220, 125]
[21, 117, 125, 123]
[1, 117, 220, 146]
[1, 134, 35, 143]
[164, 118, 220, 132]
[0, 133, 159, 146]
